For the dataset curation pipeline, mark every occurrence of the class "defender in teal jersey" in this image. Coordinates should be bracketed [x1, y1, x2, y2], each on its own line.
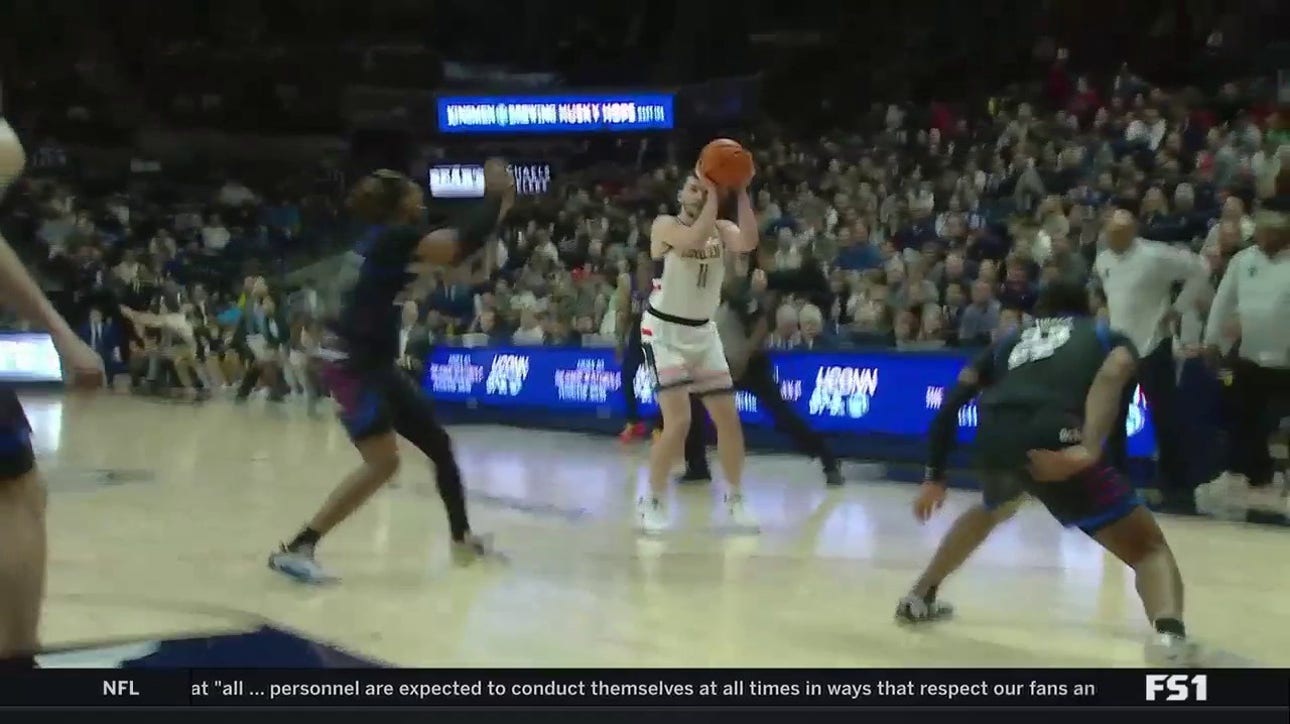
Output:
[895, 280, 1196, 666]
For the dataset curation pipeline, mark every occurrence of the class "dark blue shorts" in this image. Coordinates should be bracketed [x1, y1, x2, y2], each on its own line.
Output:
[976, 404, 1141, 535]
[0, 388, 34, 481]
[316, 359, 426, 442]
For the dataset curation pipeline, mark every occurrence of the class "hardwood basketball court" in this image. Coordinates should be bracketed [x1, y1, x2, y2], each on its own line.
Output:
[27, 393, 1289, 667]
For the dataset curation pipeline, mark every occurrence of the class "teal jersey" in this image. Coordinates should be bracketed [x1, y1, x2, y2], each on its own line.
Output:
[974, 316, 1138, 415]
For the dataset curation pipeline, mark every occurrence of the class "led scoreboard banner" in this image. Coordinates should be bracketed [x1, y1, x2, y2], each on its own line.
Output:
[436, 93, 675, 134]
[427, 162, 553, 199]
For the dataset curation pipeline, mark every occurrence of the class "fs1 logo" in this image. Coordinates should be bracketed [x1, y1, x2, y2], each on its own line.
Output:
[1145, 674, 1208, 702]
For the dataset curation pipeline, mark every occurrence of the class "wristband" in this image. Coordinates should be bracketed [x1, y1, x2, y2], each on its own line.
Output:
[923, 465, 947, 483]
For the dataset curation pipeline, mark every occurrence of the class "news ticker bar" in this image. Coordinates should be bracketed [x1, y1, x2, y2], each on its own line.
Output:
[0, 670, 1285, 708]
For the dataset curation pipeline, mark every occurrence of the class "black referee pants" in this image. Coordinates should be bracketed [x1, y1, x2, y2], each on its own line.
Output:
[1223, 359, 1290, 487]
[621, 322, 645, 424]
[678, 352, 835, 474]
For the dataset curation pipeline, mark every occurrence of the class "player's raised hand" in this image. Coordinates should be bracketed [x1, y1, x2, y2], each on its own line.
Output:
[1026, 446, 1095, 482]
[482, 157, 513, 200]
[737, 161, 756, 191]
[482, 158, 511, 191]
[913, 481, 947, 522]
[695, 166, 720, 195]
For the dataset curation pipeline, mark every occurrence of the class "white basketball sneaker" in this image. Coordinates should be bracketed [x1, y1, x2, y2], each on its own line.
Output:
[637, 497, 668, 535]
[725, 492, 759, 532]
[1194, 472, 1249, 516]
[1244, 479, 1287, 514]
[1145, 632, 1199, 667]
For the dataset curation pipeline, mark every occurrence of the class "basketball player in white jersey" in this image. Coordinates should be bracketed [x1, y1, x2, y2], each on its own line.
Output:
[0, 117, 104, 667]
[639, 168, 759, 533]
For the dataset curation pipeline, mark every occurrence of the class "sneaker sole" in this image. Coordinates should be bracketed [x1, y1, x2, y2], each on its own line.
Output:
[267, 557, 338, 585]
[894, 603, 955, 626]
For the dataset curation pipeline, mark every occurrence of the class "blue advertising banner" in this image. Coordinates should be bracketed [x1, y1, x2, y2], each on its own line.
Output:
[425, 346, 1157, 458]
[435, 93, 675, 134]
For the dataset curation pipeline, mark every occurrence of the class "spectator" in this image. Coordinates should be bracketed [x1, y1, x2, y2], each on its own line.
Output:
[796, 304, 830, 350]
[235, 292, 289, 403]
[79, 306, 123, 383]
[941, 277, 968, 323]
[1203, 196, 1254, 251]
[1126, 106, 1167, 151]
[201, 214, 231, 253]
[998, 258, 1039, 312]
[932, 250, 973, 296]
[891, 260, 939, 312]
[474, 309, 509, 346]
[958, 280, 1001, 346]
[994, 307, 1024, 340]
[511, 309, 545, 346]
[1154, 183, 1207, 244]
[217, 179, 258, 208]
[919, 308, 948, 348]
[834, 223, 881, 271]
[1046, 233, 1088, 284]
[766, 304, 801, 349]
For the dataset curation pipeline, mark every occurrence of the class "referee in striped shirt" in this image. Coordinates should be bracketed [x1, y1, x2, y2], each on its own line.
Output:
[1196, 194, 1290, 509]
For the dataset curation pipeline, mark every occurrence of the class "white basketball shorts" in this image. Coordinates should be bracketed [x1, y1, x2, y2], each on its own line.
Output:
[640, 308, 732, 395]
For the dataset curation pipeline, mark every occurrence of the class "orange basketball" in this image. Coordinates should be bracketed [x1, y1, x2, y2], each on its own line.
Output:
[698, 138, 754, 189]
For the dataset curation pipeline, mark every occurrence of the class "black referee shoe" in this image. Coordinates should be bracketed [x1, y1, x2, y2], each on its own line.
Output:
[675, 469, 711, 485]
[823, 465, 844, 487]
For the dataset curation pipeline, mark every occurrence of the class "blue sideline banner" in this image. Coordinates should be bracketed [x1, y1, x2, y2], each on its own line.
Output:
[0, 332, 62, 383]
[435, 93, 675, 134]
[424, 346, 1157, 459]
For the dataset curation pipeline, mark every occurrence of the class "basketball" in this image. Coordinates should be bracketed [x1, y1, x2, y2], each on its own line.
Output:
[698, 138, 754, 189]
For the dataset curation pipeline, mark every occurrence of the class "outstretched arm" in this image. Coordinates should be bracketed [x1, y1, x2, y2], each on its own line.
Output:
[119, 307, 196, 347]
[723, 188, 760, 252]
[914, 350, 996, 523]
[0, 234, 76, 342]
[0, 123, 102, 384]
[417, 158, 516, 265]
[926, 340, 1003, 484]
[925, 366, 987, 484]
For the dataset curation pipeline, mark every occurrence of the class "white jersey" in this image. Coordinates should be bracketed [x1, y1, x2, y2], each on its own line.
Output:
[650, 229, 725, 321]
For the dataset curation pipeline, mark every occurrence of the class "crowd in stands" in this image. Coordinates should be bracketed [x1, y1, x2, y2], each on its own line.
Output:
[430, 66, 1287, 358]
[0, 154, 346, 403]
[2, 38, 1286, 412]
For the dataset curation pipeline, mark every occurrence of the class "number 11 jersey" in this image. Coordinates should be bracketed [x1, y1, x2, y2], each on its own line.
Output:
[650, 233, 724, 323]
